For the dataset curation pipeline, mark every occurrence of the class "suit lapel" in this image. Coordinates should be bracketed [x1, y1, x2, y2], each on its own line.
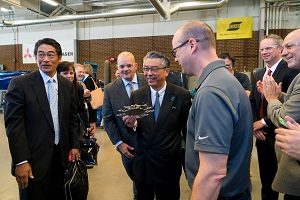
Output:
[57, 75, 65, 129]
[154, 84, 175, 132]
[116, 78, 131, 104]
[140, 87, 155, 128]
[272, 60, 284, 80]
[137, 73, 147, 88]
[31, 70, 54, 130]
[147, 84, 176, 147]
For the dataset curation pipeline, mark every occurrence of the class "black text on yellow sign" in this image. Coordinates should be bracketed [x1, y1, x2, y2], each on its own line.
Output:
[217, 17, 253, 40]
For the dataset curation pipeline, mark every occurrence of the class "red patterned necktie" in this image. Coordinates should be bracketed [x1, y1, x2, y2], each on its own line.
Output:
[259, 69, 272, 119]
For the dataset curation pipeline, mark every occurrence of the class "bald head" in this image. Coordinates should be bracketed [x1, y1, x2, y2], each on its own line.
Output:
[172, 20, 218, 77]
[116, 51, 138, 81]
[117, 52, 135, 63]
[177, 20, 216, 50]
[282, 29, 300, 69]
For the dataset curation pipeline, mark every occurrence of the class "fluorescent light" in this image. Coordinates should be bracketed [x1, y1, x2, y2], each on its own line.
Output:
[42, 0, 59, 6]
[2, 0, 20, 7]
[1, 7, 12, 12]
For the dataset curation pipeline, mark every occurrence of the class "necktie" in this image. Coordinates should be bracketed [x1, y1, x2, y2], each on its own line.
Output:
[48, 79, 60, 144]
[259, 69, 272, 119]
[154, 92, 160, 122]
[128, 81, 134, 97]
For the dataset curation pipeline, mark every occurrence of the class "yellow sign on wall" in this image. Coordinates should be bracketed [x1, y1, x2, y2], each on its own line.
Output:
[217, 17, 253, 40]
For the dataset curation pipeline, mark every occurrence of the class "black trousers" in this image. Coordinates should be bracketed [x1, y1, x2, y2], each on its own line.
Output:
[284, 194, 300, 200]
[256, 139, 278, 200]
[135, 180, 180, 200]
[19, 144, 65, 200]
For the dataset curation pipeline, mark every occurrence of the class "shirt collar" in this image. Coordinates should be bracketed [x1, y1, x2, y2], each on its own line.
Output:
[266, 58, 282, 72]
[150, 81, 167, 97]
[39, 69, 58, 84]
[122, 73, 138, 86]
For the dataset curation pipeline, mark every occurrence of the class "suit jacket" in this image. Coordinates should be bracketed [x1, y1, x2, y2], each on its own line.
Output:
[250, 59, 300, 145]
[131, 83, 191, 184]
[102, 74, 148, 149]
[5, 70, 79, 180]
[267, 73, 300, 195]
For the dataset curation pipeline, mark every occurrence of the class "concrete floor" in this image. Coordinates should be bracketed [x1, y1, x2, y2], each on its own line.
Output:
[0, 113, 284, 200]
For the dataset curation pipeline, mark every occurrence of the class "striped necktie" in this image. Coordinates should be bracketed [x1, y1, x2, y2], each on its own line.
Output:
[48, 79, 60, 144]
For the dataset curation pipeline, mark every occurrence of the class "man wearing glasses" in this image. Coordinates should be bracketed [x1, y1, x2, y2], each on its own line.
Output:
[123, 51, 191, 200]
[102, 51, 147, 200]
[249, 34, 299, 200]
[172, 20, 252, 200]
[263, 29, 300, 199]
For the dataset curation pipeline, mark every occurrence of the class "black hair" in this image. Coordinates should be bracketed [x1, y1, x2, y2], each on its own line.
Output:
[218, 52, 235, 67]
[143, 51, 170, 68]
[34, 38, 62, 57]
[57, 61, 78, 94]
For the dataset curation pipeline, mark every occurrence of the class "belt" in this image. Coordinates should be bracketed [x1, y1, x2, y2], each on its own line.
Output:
[218, 190, 248, 200]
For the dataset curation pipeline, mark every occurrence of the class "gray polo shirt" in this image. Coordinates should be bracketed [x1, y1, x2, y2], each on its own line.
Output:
[186, 60, 253, 197]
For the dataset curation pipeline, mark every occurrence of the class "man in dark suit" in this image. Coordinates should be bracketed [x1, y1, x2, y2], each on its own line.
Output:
[102, 51, 148, 199]
[5, 38, 80, 200]
[250, 34, 300, 200]
[123, 51, 191, 200]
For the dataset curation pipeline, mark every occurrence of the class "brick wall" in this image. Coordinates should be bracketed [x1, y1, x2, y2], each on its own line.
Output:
[0, 29, 295, 82]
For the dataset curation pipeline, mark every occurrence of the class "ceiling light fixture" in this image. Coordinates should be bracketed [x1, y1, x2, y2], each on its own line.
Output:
[2, 0, 20, 7]
[42, 0, 59, 6]
[0, 7, 12, 12]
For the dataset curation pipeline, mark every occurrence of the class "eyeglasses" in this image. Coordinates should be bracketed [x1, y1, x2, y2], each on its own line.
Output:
[118, 64, 134, 68]
[282, 41, 300, 50]
[37, 52, 58, 59]
[259, 45, 278, 52]
[142, 66, 166, 73]
[171, 39, 200, 57]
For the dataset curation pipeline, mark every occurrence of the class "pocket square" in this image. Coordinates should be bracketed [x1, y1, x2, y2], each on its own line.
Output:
[171, 106, 176, 110]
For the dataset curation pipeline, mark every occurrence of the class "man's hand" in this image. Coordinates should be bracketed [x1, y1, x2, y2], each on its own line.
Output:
[256, 80, 264, 94]
[15, 162, 34, 189]
[253, 120, 264, 131]
[253, 120, 267, 140]
[71, 148, 81, 162]
[254, 129, 267, 141]
[118, 143, 134, 159]
[275, 116, 300, 160]
[123, 115, 137, 128]
[263, 76, 282, 102]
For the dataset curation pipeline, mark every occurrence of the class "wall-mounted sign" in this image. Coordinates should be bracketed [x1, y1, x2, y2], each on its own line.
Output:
[217, 17, 253, 40]
[22, 40, 75, 64]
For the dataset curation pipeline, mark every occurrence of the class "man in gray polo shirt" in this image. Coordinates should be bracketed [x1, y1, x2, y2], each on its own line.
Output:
[172, 20, 252, 200]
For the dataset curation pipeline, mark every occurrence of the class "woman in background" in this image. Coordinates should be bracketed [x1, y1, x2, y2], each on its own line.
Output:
[57, 61, 90, 138]
[82, 64, 97, 135]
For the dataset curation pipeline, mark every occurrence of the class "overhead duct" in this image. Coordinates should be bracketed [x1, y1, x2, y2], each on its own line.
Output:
[170, 0, 228, 14]
[148, 0, 168, 19]
[1, 0, 229, 27]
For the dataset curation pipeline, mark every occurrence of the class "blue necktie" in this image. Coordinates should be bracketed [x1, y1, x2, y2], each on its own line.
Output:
[154, 92, 160, 122]
[48, 79, 60, 144]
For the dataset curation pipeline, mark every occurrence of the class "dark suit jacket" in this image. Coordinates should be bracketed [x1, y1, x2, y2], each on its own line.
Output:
[103, 74, 148, 149]
[250, 60, 300, 144]
[5, 70, 79, 180]
[131, 83, 191, 184]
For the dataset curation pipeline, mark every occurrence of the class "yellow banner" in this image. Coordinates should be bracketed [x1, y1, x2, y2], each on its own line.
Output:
[217, 17, 253, 40]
